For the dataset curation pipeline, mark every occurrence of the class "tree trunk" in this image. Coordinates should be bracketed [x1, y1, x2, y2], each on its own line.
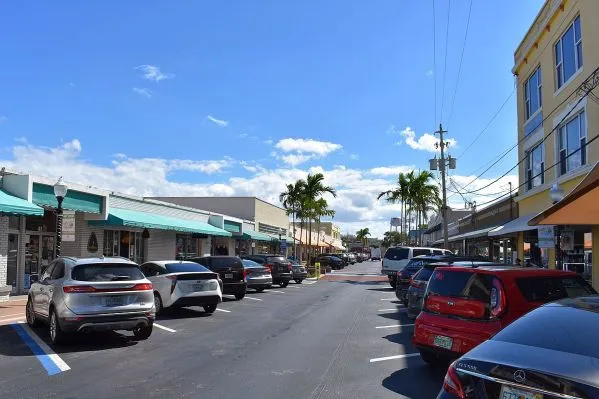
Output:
[292, 210, 297, 260]
[299, 219, 304, 263]
[308, 219, 313, 266]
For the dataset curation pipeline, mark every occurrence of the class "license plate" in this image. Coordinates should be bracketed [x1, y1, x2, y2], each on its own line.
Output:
[225, 273, 233, 279]
[192, 283, 205, 291]
[433, 335, 453, 350]
[500, 385, 542, 399]
[104, 296, 124, 306]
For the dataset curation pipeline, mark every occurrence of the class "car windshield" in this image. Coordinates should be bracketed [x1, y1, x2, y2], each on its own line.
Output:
[71, 263, 145, 281]
[165, 263, 210, 273]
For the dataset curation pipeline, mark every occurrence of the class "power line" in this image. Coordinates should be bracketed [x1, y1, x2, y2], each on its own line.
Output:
[446, 0, 472, 129]
[440, 0, 451, 122]
[432, 0, 438, 124]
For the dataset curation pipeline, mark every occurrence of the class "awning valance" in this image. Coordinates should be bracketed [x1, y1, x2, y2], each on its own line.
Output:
[89, 208, 231, 237]
[489, 214, 537, 237]
[242, 229, 274, 241]
[530, 162, 599, 226]
[32, 183, 103, 214]
[0, 189, 44, 216]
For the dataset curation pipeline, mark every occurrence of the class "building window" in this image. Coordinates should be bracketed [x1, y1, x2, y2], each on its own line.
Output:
[526, 143, 544, 190]
[558, 110, 586, 176]
[176, 234, 197, 260]
[555, 15, 582, 89]
[525, 67, 542, 120]
[103, 230, 144, 264]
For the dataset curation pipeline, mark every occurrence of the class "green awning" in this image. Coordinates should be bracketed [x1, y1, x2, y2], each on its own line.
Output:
[0, 189, 44, 216]
[32, 183, 103, 214]
[224, 220, 241, 234]
[89, 208, 231, 237]
[242, 229, 275, 241]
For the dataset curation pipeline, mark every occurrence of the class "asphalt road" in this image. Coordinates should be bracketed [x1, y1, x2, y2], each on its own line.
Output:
[0, 260, 445, 399]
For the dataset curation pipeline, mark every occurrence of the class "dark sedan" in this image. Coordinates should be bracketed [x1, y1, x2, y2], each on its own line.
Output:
[437, 295, 599, 398]
[290, 261, 308, 283]
[312, 255, 344, 270]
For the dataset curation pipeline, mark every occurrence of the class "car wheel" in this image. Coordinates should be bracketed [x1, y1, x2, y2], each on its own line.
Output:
[203, 304, 217, 314]
[255, 287, 264, 293]
[49, 309, 67, 345]
[133, 321, 153, 340]
[26, 297, 39, 328]
[235, 293, 245, 300]
[154, 293, 163, 314]
[295, 279, 302, 284]
[389, 279, 397, 289]
[279, 281, 289, 288]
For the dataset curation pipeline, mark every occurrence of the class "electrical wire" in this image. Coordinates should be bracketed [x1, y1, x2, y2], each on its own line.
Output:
[440, 0, 451, 122]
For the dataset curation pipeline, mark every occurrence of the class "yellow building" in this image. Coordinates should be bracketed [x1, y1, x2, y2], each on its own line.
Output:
[513, 0, 599, 285]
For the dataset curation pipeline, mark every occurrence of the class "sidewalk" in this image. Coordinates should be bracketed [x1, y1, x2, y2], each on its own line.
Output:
[0, 295, 27, 325]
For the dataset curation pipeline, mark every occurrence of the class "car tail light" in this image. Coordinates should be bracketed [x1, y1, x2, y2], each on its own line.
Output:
[132, 283, 153, 291]
[409, 278, 423, 289]
[442, 361, 465, 399]
[265, 263, 274, 271]
[166, 275, 177, 294]
[288, 263, 292, 271]
[63, 285, 96, 293]
[243, 269, 249, 280]
[490, 277, 507, 319]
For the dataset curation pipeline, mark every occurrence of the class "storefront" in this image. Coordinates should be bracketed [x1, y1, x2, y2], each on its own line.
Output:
[241, 229, 275, 255]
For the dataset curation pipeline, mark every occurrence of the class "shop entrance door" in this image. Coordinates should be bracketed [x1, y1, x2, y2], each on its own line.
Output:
[24, 233, 55, 290]
[7, 234, 18, 293]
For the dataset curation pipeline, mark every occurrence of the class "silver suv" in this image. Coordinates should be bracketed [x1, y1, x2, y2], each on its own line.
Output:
[26, 256, 155, 345]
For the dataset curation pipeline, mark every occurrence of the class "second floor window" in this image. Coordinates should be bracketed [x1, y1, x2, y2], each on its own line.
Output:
[525, 67, 542, 120]
[558, 110, 586, 176]
[555, 15, 582, 89]
[526, 143, 544, 190]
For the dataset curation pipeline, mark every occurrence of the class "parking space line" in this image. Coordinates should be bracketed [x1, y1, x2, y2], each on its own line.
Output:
[268, 290, 285, 294]
[380, 298, 398, 301]
[153, 323, 176, 333]
[244, 296, 263, 301]
[375, 324, 414, 329]
[369, 353, 420, 363]
[11, 323, 71, 375]
[215, 308, 231, 313]
[377, 308, 406, 312]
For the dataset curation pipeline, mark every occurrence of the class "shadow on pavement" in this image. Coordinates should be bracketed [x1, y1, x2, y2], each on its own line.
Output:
[0, 325, 39, 357]
[382, 362, 446, 398]
[156, 307, 212, 320]
[377, 311, 407, 321]
[382, 332, 415, 346]
[325, 280, 388, 286]
[366, 287, 395, 292]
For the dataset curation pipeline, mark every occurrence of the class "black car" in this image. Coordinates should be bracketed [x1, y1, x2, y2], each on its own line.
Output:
[321, 253, 348, 267]
[190, 256, 247, 300]
[437, 295, 599, 398]
[289, 261, 308, 283]
[242, 254, 293, 288]
[312, 255, 344, 270]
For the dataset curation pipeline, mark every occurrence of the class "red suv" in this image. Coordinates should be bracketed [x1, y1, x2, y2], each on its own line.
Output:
[412, 266, 596, 366]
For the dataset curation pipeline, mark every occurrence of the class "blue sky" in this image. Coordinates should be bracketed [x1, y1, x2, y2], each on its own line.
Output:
[0, 1, 544, 237]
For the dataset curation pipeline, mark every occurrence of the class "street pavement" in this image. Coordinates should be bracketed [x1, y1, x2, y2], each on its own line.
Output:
[0, 260, 445, 399]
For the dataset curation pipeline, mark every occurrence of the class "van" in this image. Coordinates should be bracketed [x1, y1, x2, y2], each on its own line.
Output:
[381, 246, 452, 288]
[370, 247, 382, 261]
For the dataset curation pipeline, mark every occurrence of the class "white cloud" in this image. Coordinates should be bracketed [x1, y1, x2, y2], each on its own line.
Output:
[369, 165, 414, 176]
[275, 138, 342, 156]
[206, 115, 229, 127]
[133, 87, 153, 98]
[135, 65, 174, 82]
[280, 154, 313, 166]
[169, 159, 233, 174]
[399, 127, 458, 152]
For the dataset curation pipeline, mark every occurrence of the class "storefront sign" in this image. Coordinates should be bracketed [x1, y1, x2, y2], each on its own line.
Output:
[280, 238, 287, 254]
[62, 210, 76, 242]
[538, 225, 555, 248]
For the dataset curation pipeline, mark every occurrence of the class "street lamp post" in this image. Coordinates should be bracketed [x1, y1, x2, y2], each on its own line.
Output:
[549, 183, 565, 270]
[53, 177, 68, 257]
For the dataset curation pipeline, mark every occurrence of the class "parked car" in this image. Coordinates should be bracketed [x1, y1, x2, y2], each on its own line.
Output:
[26, 257, 155, 345]
[406, 260, 500, 319]
[289, 260, 308, 284]
[242, 254, 293, 288]
[437, 295, 599, 398]
[140, 260, 222, 314]
[348, 253, 357, 264]
[382, 246, 453, 288]
[241, 259, 272, 292]
[413, 266, 597, 366]
[190, 256, 247, 300]
[321, 253, 347, 267]
[311, 255, 344, 270]
[370, 247, 382, 261]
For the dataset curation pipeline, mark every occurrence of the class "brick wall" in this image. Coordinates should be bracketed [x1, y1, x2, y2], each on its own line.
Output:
[0, 216, 8, 301]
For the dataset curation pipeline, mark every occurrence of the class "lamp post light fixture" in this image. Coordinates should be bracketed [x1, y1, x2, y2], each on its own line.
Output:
[549, 183, 565, 270]
[53, 177, 68, 257]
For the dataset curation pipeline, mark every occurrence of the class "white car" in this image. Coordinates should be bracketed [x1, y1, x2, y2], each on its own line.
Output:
[140, 261, 222, 314]
[381, 246, 453, 288]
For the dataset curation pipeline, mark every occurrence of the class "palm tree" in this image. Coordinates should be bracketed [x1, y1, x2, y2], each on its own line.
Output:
[312, 198, 335, 250]
[377, 172, 410, 243]
[279, 181, 304, 260]
[409, 171, 441, 245]
[356, 228, 371, 247]
[302, 173, 337, 263]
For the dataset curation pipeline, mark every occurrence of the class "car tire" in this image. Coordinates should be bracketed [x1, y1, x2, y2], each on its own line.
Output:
[203, 304, 217, 314]
[279, 281, 289, 288]
[295, 279, 302, 284]
[235, 293, 245, 300]
[133, 321, 153, 340]
[49, 309, 67, 346]
[154, 293, 163, 314]
[389, 279, 397, 289]
[255, 287, 265, 293]
[26, 297, 39, 328]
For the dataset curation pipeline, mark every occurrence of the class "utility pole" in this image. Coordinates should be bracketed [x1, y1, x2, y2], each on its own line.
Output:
[431, 124, 454, 250]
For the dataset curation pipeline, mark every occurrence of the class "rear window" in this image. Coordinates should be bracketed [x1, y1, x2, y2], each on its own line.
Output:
[242, 259, 262, 268]
[165, 263, 210, 273]
[384, 248, 409, 260]
[412, 249, 431, 257]
[71, 263, 144, 282]
[414, 267, 434, 282]
[427, 270, 491, 302]
[515, 276, 596, 303]
[211, 257, 243, 270]
[267, 256, 287, 263]
[432, 250, 443, 255]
